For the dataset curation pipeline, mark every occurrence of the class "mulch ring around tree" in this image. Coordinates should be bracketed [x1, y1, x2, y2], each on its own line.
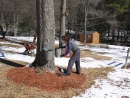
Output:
[6, 67, 86, 91]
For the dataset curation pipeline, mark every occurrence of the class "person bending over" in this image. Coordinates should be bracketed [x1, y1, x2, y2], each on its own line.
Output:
[60, 35, 80, 76]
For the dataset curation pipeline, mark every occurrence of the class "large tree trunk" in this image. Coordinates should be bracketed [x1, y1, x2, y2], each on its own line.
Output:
[32, 0, 55, 73]
[59, 0, 66, 47]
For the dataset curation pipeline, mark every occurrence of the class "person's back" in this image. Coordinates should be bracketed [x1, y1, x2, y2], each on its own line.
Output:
[68, 38, 78, 52]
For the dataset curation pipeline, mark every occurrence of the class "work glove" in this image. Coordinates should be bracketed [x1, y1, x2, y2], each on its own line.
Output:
[60, 54, 64, 58]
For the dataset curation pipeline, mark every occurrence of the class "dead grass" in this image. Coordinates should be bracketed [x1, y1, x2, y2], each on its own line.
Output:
[79, 42, 109, 48]
[2, 50, 20, 54]
[0, 62, 114, 98]
[0, 43, 23, 54]
[0, 40, 115, 97]
[0, 43, 23, 48]
[81, 67, 114, 89]
[87, 43, 109, 48]
[80, 49, 111, 60]
[11, 60, 29, 65]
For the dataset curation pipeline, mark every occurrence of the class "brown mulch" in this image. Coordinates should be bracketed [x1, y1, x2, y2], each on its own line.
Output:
[1, 37, 86, 92]
[7, 67, 86, 92]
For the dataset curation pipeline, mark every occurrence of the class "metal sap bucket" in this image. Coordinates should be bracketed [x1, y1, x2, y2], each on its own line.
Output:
[43, 47, 53, 60]
[55, 48, 62, 58]
[45, 50, 53, 60]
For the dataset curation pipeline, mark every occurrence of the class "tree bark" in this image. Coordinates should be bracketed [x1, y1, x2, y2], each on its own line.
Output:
[32, 0, 55, 73]
[84, 0, 87, 43]
[13, 0, 18, 36]
[84, 0, 90, 43]
[59, 0, 66, 47]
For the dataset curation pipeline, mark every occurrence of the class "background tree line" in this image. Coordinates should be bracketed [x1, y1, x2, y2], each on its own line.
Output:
[0, 0, 130, 45]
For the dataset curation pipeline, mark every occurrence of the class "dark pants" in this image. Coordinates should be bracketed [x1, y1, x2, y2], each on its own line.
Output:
[67, 48, 80, 74]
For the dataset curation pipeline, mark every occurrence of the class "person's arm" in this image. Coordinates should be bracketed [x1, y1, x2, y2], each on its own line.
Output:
[64, 43, 72, 56]
[60, 43, 72, 57]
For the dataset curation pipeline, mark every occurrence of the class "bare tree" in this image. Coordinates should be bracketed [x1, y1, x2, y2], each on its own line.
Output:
[0, 0, 14, 33]
[61, 0, 102, 42]
[31, 0, 55, 73]
[83, 0, 88, 43]
[83, 0, 103, 42]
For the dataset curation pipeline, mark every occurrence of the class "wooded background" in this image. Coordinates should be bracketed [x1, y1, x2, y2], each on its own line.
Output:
[0, 0, 130, 45]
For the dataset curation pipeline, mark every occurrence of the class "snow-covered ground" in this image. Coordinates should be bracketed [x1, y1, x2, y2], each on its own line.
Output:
[0, 36, 130, 98]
